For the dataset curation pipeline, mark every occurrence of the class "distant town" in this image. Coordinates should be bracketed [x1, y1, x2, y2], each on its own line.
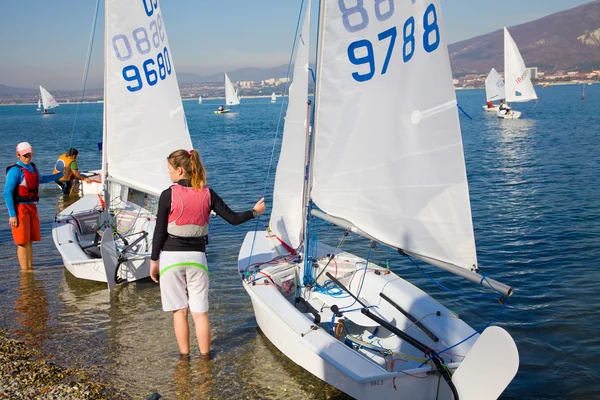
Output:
[453, 68, 600, 89]
[0, 69, 598, 105]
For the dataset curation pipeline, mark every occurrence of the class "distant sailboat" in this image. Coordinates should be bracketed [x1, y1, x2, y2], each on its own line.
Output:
[215, 73, 239, 114]
[581, 84, 585, 100]
[198, 95, 202, 104]
[482, 68, 505, 112]
[497, 27, 538, 119]
[39, 86, 59, 114]
[271, 92, 277, 103]
[36, 97, 41, 111]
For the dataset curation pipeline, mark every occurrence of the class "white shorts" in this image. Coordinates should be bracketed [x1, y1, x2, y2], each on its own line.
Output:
[159, 251, 209, 313]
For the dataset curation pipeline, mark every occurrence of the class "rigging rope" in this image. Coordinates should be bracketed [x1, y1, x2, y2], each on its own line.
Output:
[69, 0, 101, 150]
[246, 0, 307, 269]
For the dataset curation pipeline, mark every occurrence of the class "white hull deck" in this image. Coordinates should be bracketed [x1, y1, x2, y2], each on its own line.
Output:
[482, 105, 500, 112]
[53, 194, 154, 289]
[238, 231, 481, 400]
[496, 110, 522, 119]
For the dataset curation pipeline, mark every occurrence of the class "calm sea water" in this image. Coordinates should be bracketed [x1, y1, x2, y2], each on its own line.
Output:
[0, 85, 599, 399]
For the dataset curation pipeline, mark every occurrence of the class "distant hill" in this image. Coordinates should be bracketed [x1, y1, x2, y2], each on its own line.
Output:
[178, 65, 291, 83]
[0, 84, 38, 96]
[449, 0, 600, 75]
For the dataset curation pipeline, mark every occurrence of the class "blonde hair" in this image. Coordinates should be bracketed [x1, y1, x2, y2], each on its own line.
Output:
[168, 149, 206, 189]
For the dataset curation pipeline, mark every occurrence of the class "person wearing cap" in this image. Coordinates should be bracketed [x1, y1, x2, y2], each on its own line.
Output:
[3, 142, 64, 270]
[53, 148, 91, 195]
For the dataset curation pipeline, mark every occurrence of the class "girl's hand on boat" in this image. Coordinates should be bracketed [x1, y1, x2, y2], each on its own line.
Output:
[253, 198, 266, 216]
[150, 260, 160, 283]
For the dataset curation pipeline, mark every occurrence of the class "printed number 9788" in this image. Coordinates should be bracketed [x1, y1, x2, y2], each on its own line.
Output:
[339, 1, 441, 82]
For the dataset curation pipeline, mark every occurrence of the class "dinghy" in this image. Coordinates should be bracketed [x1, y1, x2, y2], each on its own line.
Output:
[271, 92, 277, 103]
[198, 95, 202, 104]
[482, 68, 505, 112]
[215, 73, 239, 114]
[52, 0, 192, 290]
[37, 97, 41, 111]
[39, 85, 59, 114]
[497, 27, 537, 119]
[238, 2, 519, 399]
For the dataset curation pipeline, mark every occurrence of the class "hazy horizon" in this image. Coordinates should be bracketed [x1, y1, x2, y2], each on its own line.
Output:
[0, 0, 593, 90]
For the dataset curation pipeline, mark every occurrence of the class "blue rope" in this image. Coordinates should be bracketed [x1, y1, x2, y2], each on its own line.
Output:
[69, 0, 101, 149]
[246, 0, 306, 269]
[340, 246, 372, 310]
[457, 104, 472, 120]
[419, 300, 507, 367]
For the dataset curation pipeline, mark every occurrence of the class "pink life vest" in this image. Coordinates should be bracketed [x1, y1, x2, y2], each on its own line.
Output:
[167, 185, 211, 237]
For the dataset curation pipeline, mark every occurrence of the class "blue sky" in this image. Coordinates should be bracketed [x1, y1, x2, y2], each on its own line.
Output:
[0, 0, 593, 90]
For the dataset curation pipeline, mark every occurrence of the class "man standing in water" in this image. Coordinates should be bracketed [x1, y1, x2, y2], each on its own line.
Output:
[3, 142, 63, 270]
[53, 148, 91, 195]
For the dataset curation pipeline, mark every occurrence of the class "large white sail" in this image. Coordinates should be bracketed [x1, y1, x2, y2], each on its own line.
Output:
[504, 27, 537, 103]
[39, 86, 59, 110]
[485, 68, 505, 102]
[269, 2, 310, 250]
[312, 0, 477, 271]
[105, 0, 191, 196]
[225, 73, 240, 106]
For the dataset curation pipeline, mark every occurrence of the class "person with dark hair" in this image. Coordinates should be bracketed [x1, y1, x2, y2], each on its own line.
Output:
[150, 149, 265, 359]
[4, 142, 64, 270]
[498, 99, 511, 115]
[53, 148, 91, 194]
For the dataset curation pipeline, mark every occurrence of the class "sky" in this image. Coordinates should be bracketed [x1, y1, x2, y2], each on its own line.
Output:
[0, 0, 594, 90]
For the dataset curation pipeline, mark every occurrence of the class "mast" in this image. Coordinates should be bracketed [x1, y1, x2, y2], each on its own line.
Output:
[302, 0, 326, 283]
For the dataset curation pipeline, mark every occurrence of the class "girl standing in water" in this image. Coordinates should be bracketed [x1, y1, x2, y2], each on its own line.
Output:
[150, 149, 265, 358]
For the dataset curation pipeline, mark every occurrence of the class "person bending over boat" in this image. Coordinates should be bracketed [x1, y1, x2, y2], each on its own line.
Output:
[487, 100, 494, 108]
[150, 149, 265, 358]
[499, 99, 511, 115]
[53, 148, 91, 195]
[3, 142, 64, 270]
[217, 105, 225, 112]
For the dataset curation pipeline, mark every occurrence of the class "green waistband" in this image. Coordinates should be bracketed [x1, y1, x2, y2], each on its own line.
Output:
[160, 262, 209, 277]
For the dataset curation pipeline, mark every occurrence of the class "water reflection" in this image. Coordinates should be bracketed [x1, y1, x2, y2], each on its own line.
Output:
[14, 272, 49, 347]
[172, 356, 214, 399]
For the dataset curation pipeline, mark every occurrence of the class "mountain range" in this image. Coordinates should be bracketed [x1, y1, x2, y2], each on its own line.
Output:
[449, 0, 600, 75]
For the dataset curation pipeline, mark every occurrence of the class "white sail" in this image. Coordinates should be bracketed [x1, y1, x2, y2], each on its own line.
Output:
[225, 73, 240, 106]
[105, 0, 191, 196]
[269, 2, 310, 250]
[198, 95, 202, 104]
[37, 98, 41, 110]
[312, 0, 477, 271]
[39, 86, 59, 110]
[485, 68, 505, 102]
[504, 27, 537, 103]
[271, 92, 277, 103]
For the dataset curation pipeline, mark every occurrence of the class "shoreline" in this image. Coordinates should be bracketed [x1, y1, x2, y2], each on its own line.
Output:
[0, 329, 134, 399]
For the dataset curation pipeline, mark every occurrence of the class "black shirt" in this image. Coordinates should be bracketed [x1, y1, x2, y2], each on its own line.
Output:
[151, 180, 255, 260]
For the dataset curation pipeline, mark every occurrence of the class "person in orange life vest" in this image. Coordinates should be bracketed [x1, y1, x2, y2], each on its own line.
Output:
[150, 149, 265, 358]
[487, 100, 494, 108]
[3, 142, 64, 270]
[53, 148, 91, 195]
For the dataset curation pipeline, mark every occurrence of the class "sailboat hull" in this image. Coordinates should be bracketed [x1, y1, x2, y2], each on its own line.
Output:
[496, 111, 522, 119]
[482, 105, 500, 112]
[214, 110, 230, 114]
[238, 231, 478, 400]
[52, 194, 153, 289]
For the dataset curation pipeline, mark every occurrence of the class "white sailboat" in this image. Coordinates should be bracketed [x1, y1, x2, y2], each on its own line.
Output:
[198, 95, 202, 104]
[215, 72, 239, 113]
[52, 0, 191, 290]
[37, 97, 41, 111]
[39, 85, 59, 114]
[482, 68, 505, 112]
[271, 92, 277, 103]
[497, 27, 538, 119]
[238, 2, 519, 399]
